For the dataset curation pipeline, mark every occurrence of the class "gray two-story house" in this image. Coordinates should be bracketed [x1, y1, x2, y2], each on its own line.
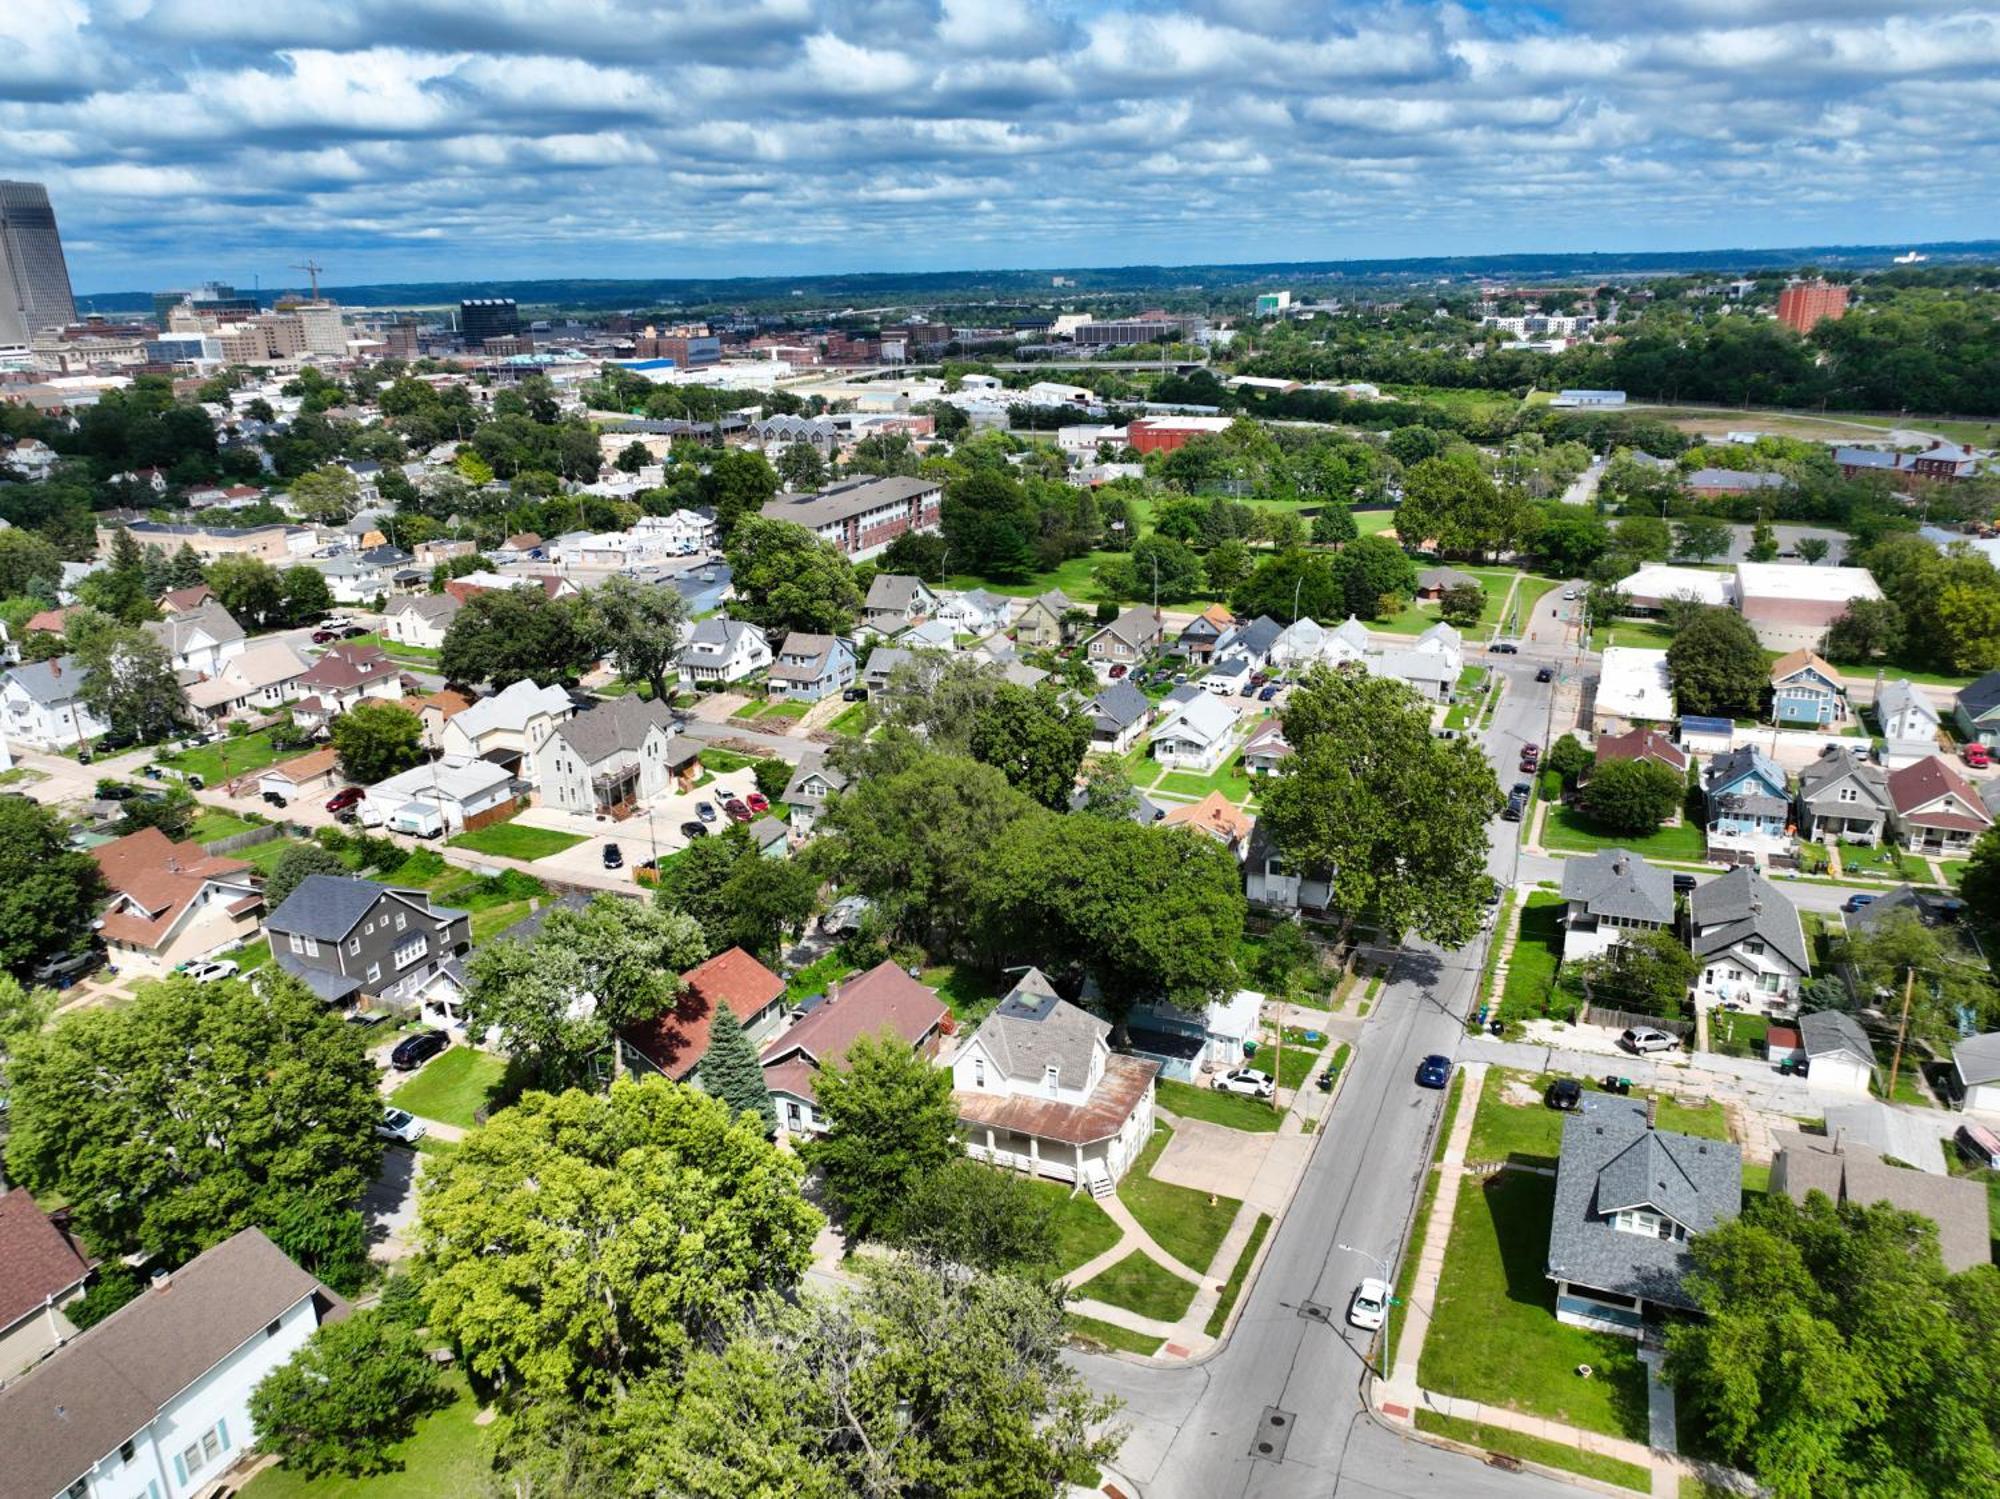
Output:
[1795, 744, 1892, 845]
[264, 874, 472, 1008]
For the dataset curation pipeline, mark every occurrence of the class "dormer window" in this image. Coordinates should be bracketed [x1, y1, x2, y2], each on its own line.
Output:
[1612, 1208, 1687, 1242]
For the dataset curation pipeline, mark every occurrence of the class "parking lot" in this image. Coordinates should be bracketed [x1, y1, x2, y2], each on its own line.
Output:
[503, 764, 766, 886]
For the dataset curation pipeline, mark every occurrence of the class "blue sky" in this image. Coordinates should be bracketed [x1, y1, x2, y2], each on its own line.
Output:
[4, 0, 1995, 294]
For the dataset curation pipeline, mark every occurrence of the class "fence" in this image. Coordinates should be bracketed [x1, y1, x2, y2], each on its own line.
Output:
[1579, 1004, 1693, 1039]
[200, 822, 305, 858]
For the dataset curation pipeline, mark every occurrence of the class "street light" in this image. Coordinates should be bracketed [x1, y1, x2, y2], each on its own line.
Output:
[1337, 1242, 1400, 1376]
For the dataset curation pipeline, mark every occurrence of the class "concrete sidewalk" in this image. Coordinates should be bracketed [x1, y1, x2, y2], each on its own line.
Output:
[1384, 1060, 1484, 1391]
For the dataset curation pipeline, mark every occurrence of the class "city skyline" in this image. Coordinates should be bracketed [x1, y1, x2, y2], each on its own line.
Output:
[2, 2, 1994, 293]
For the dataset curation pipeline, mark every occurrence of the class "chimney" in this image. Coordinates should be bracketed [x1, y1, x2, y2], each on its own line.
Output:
[49, 659, 59, 679]
[1645, 1095, 1659, 1130]
[826, 978, 841, 1006]
[150, 1267, 172, 1294]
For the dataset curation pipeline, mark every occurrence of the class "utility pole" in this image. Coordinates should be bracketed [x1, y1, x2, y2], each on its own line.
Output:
[1887, 964, 1917, 1100]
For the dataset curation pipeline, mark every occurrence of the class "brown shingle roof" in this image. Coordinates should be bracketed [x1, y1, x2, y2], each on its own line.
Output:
[759, 960, 946, 1104]
[954, 1052, 1158, 1146]
[261, 745, 339, 786]
[1594, 728, 1689, 774]
[1887, 755, 1992, 828]
[89, 828, 254, 950]
[297, 643, 397, 691]
[0, 1189, 90, 1333]
[621, 947, 785, 1081]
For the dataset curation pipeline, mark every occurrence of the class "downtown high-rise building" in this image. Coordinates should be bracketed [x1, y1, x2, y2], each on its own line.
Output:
[0, 181, 77, 347]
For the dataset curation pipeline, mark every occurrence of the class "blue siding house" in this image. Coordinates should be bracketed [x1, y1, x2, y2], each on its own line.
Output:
[1769, 650, 1845, 727]
[1705, 745, 1791, 844]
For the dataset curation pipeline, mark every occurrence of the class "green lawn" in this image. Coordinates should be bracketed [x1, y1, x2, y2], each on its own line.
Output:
[1156, 750, 1259, 805]
[1117, 1121, 1243, 1273]
[1542, 806, 1706, 860]
[235, 835, 307, 875]
[1512, 575, 1567, 635]
[446, 822, 586, 861]
[1839, 842, 1917, 880]
[1590, 619, 1681, 652]
[341, 630, 442, 664]
[1075, 1250, 1199, 1322]
[827, 702, 869, 737]
[1468, 1069, 1729, 1170]
[233, 938, 271, 974]
[241, 1374, 492, 1499]
[919, 963, 1009, 1029]
[155, 728, 294, 786]
[1156, 1077, 1284, 1133]
[1414, 1410, 1650, 1492]
[785, 951, 858, 1002]
[1066, 1311, 1165, 1357]
[388, 1046, 518, 1131]
[1418, 1171, 1650, 1441]
[1373, 566, 1519, 638]
[1017, 1177, 1123, 1277]
[1706, 1009, 1771, 1059]
[697, 748, 764, 774]
[1204, 1212, 1272, 1337]
[1355, 507, 1398, 537]
[1497, 892, 1566, 1024]
[1943, 859, 1972, 888]
[189, 808, 261, 842]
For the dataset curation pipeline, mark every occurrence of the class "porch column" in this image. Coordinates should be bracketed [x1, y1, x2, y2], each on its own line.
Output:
[1028, 1135, 1040, 1175]
[985, 1126, 996, 1162]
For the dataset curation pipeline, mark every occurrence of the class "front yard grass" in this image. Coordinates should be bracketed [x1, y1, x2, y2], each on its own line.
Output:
[446, 822, 587, 861]
[1154, 750, 1258, 805]
[1075, 1250, 1198, 1322]
[388, 1046, 518, 1131]
[1542, 805, 1707, 860]
[1414, 1410, 1650, 1493]
[155, 727, 292, 786]
[234, 835, 309, 875]
[1497, 892, 1566, 1023]
[1017, 1177, 1123, 1277]
[189, 807, 261, 842]
[241, 1372, 491, 1499]
[919, 963, 1009, 1030]
[1469, 1070, 1730, 1172]
[1203, 1211, 1272, 1337]
[1118, 1121, 1242, 1274]
[1839, 842, 1916, 879]
[827, 702, 870, 737]
[1065, 1312, 1164, 1357]
[1156, 1077, 1284, 1133]
[1418, 1170, 1650, 1441]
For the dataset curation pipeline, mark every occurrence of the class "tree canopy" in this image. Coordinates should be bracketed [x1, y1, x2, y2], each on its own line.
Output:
[438, 587, 608, 688]
[0, 797, 106, 980]
[803, 1030, 963, 1243]
[726, 516, 864, 637]
[1666, 606, 1769, 718]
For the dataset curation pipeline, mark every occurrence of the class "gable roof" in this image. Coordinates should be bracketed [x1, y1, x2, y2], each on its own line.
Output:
[4, 654, 88, 705]
[451, 678, 572, 739]
[554, 697, 675, 763]
[157, 584, 216, 613]
[1085, 681, 1151, 734]
[298, 643, 399, 691]
[0, 1188, 90, 1334]
[621, 947, 785, 1081]
[967, 969, 1106, 1089]
[1153, 691, 1237, 745]
[1594, 728, 1689, 774]
[1886, 754, 1992, 827]
[1160, 791, 1253, 848]
[782, 753, 849, 804]
[1093, 604, 1164, 648]
[384, 592, 462, 625]
[145, 599, 245, 655]
[759, 959, 946, 1102]
[1769, 649, 1842, 687]
[1953, 1031, 2000, 1087]
[1798, 745, 1890, 808]
[1560, 848, 1675, 925]
[863, 573, 933, 613]
[1958, 670, 2000, 724]
[1875, 678, 1939, 728]
[1771, 1129, 1989, 1272]
[1799, 1009, 1876, 1069]
[1688, 865, 1809, 973]
[261, 745, 339, 787]
[1705, 744, 1786, 794]
[90, 828, 256, 949]
[265, 874, 403, 941]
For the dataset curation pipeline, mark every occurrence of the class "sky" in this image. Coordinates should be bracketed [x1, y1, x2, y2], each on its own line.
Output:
[4, 0, 1997, 295]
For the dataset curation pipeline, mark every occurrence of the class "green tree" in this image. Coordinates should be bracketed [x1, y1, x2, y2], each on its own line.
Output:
[418, 1080, 821, 1403]
[1545, 732, 1593, 787]
[330, 700, 424, 784]
[776, 441, 827, 492]
[725, 516, 864, 636]
[0, 798, 107, 979]
[1824, 598, 1904, 663]
[615, 440, 652, 474]
[1580, 757, 1683, 834]
[279, 564, 333, 626]
[439, 587, 609, 688]
[75, 624, 188, 743]
[592, 574, 690, 701]
[1256, 667, 1501, 945]
[1327, 534, 1420, 618]
[0, 528, 63, 597]
[205, 555, 285, 629]
[265, 843, 348, 910]
[967, 683, 1093, 811]
[1959, 823, 2000, 929]
[1311, 503, 1359, 546]
[1611, 513, 1672, 564]
[249, 1309, 451, 1478]
[1573, 927, 1698, 1015]
[804, 1031, 963, 1242]
[698, 449, 781, 540]
[1839, 908, 2000, 1046]
[1796, 535, 1831, 566]
[699, 1002, 775, 1135]
[721, 855, 821, 961]
[115, 783, 197, 840]
[1203, 536, 1254, 595]
[0, 973, 55, 1101]
[1747, 520, 1780, 563]
[4, 973, 382, 1280]
[1397, 454, 1506, 558]
[1525, 506, 1609, 576]
[752, 756, 792, 802]
[289, 465, 363, 523]
[1673, 515, 1733, 563]
[1438, 580, 1485, 628]
[890, 1158, 1058, 1275]
[1099, 534, 1206, 604]
[1667, 607, 1769, 718]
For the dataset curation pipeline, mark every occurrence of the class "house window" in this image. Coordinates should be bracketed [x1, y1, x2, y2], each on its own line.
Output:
[121, 1438, 136, 1462]
[302, 936, 318, 957]
[1758, 972, 1782, 993]
[1044, 1063, 1060, 1095]
[1746, 940, 1764, 955]
[395, 912, 407, 932]
[288, 933, 304, 955]
[348, 938, 361, 956]
[367, 963, 382, 984]
[973, 1058, 985, 1087]
[394, 936, 428, 970]
[1838, 787, 1858, 803]
[266, 1319, 282, 1339]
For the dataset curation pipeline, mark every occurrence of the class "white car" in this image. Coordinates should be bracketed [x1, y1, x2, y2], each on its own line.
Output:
[1562, 587, 1578, 601]
[1211, 1068, 1276, 1099]
[1348, 1277, 1391, 1331]
[375, 1108, 427, 1145]
[1620, 1026, 1681, 1055]
[182, 959, 239, 985]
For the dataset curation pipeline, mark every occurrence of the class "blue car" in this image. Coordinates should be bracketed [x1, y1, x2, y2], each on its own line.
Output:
[1416, 1054, 1452, 1089]
[1843, 893, 1876, 914]
[1258, 684, 1280, 701]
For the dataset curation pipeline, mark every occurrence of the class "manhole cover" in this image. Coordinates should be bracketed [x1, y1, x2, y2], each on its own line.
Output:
[1298, 1300, 1332, 1323]
[1249, 1407, 1295, 1463]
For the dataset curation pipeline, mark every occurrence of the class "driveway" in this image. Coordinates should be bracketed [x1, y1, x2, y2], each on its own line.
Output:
[361, 1146, 423, 1264]
[508, 765, 764, 886]
[1151, 1114, 1277, 1197]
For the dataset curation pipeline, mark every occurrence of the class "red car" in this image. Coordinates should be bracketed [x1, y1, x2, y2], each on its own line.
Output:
[325, 786, 363, 814]
[1967, 742, 1992, 769]
[723, 798, 753, 823]
[745, 792, 770, 813]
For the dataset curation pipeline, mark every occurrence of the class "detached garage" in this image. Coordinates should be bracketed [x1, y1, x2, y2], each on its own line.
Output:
[1800, 1010, 1878, 1096]
[1953, 1033, 2000, 1115]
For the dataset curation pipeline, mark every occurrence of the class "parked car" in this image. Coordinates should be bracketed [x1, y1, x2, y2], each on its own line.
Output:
[1535, 666, 1554, 683]
[181, 958, 239, 985]
[1108, 664, 1127, 678]
[1673, 873, 1699, 894]
[1562, 587, 1577, 601]
[1258, 685, 1279, 701]
[842, 687, 869, 702]
[1966, 742, 1991, 769]
[95, 782, 141, 801]
[1620, 1026, 1680, 1055]
[1511, 781, 1532, 799]
[745, 792, 770, 813]
[390, 1030, 449, 1071]
[1501, 796, 1524, 822]
[723, 798, 753, 823]
[1211, 1069, 1276, 1099]
[311, 629, 338, 644]
[695, 801, 718, 823]
[375, 1107, 427, 1145]
[1415, 1054, 1452, 1089]
[1490, 641, 1519, 654]
[1545, 1077, 1583, 1110]
[679, 821, 708, 839]
[262, 790, 288, 808]
[185, 774, 205, 791]
[602, 841, 624, 869]
[326, 786, 364, 815]
[1842, 892, 1876, 914]
[32, 948, 103, 986]
[341, 625, 369, 640]
[1347, 1277, 1391, 1331]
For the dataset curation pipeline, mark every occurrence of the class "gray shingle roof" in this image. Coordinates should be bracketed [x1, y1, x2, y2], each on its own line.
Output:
[1960, 670, 2000, 724]
[1797, 746, 1889, 809]
[1688, 865, 1810, 974]
[1560, 849, 1675, 925]
[1087, 680, 1151, 732]
[969, 969, 1107, 1090]
[1875, 677, 1937, 727]
[864, 573, 932, 613]
[1799, 1009, 1876, 1068]
[4, 654, 87, 704]
[1953, 1031, 2000, 1087]
[1546, 1098, 1741, 1313]
[263, 874, 387, 941]
[273, 950, 364, 1002]
[783, 754, 849, 804]
[555, 697, 675, 763]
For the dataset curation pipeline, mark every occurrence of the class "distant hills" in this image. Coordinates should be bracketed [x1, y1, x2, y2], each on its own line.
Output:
[76, 240, 2000, 316]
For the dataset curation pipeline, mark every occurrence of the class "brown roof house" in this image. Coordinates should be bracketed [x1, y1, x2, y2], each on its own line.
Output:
[949, 969, 1159, 1194]
[1770, 1129, 1990, 1273]
[760, 960, 947, 1137]
[1160, 791, 1255, 858]
[89, 828, 263, 978]
[1887, 754, 1993, 855]
[0, 1187, 92, 1382]
[1593, 727, 1689, 777]
[621, 947, 789, 1086]
[0, 1229, 345, 1499]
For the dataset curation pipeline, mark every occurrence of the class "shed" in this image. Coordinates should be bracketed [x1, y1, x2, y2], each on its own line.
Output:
[1799, 1010, 1877, 1096]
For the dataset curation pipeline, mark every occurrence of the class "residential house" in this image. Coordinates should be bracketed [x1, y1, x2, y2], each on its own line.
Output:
[1560, 849, 1675, 963]
[1848, 883, 1966, 940]
[292, 643, 405, 722]
[1012, 589, 1082, 648]
[1704, 745, 1792, 851]
[1369, 646, 1456, 703]
[1243, 820, 1329, 912]
[746, 816, 790, 859]
[1178, 604, 1235, 663]
[0, 1229, 345, 1499]
[760, 961, 948, 1136]
[0, 1186, 91, 1382]
[1795, 745, 1892, 845]
[540, 698, 690, 817]
[678, 618, 771, 685]
[413, 688, 473, 742]
[1688, 866, 1809, 1011]
[1887, 754, 1992, 855]
[1546, 1096, 1741, 1335]
[144, 600, 247, 679]
[861, 646, 915, 693]
[491, 532, 544, 564]
[312, 552, 399, 606]
[1, 655, 107, 749]
[1953, 670, 2000, 749]
[1082, 680, 1153, 754]
[936, 588, 1012, 636]
[436, 678, 574, 781]
[782, 754, 849, 838]
[1798, 1010, 1879, 1096]
[1241, 717, 1292, 776]
[360, 758, 519, 837]
[1769, 1130, 1989, 1272]
[768, 633, 856, 702]
[89, 828, 263, 978]
[1415, 566, 1477, 599]
[861, 573, 939, 635]
[264, 874, 472, 1007]
[1123, 987, 1263, 1083]
[441, 571, 578, 605]
[1214, 615, 1283, 671]
[1202, 656, 1252, 697]
[184, 640, 313, 725]
[1594, 728, 1688, 777]
[620, 947, 789, 1084]
[1950, 1032, 2000, 1113]
[1412, 620, 1464, 673]
[382, 593, 462, 651]
[256, 746, 342, 805]
[1149, 691, 1239, 772]
[1876, 678, 1941, 758]
[950, 968, 1160, 1193]
[1161, 791, 1254, 858]
[1593, 647, 1675, 731]
[898, 618, 956, 652]
[1085, 604, 1165, 677]
[155, 583, 216, 614]
[1768, 650, 1846, 727]
[1834, 440, 1981, 485]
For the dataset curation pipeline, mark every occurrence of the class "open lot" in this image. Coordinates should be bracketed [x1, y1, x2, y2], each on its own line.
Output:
[1542, 805, 1706, 860]
[446, 821, 587, 861]
[155, 728, 295, 786]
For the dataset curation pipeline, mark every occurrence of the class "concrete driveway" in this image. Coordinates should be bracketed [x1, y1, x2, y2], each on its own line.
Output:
[1150, 1114, 1277, 1197]
[361, 1146, 424, 1264]
[509, 765, 763, 886]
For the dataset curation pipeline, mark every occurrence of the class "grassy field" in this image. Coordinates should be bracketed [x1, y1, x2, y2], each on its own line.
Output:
[446, 822, 587, 861]
[1355, 507, 1398, 537]
[1118, 1121, 1243, 1273]
[1590, 620, 1681, 653]
[1497, 892, 1567, 1024]
[732, 698, 812, 722]
[241, 1374, 491, 1499]
[1153, 749, 1260, 806]
[1541, 806, 1707, 860]
[1414, 1410, 1650, 1492]
[1418, 1171, 1650, 1441]
[1075, 1250, 1198, 1322]
[1649, 404, 2000, 449]
[189, 808, 262, 842]
[1373, 565, 1518, 638]
[341, 630, 442, 664]
[827, 702, 870, 737]
[388, 1046, 518, 1131]
[919, 963, 1010, 1030]
[1156, 1077, 1284, 1133]
[234, 835, 306, 875]
[1203, 1212, 1272, 1337]
[156, 728, 294, 785]
[1065, 1311, 1164, 1357]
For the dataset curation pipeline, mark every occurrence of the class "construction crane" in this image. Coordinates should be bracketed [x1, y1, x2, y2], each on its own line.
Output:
[290, 258, 325, 299]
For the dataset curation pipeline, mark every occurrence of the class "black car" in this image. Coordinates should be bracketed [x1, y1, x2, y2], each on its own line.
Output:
[842, 687, 869, 702]
[1535, 666, 1554, 683]
[95, 782, 140, 801]
[1672, 873, 1699, 894]
[1501, 796, 1525, 822]
[679, 821, 708, 839]
[1511, 781, 1532, 799]
[263, 790, 288, 808]
[602, 841, 624, 869]
[1545, 1077, 1583, 1111]
[390, 1030, 449, 1070]
[1489, 641, 1519, 655]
